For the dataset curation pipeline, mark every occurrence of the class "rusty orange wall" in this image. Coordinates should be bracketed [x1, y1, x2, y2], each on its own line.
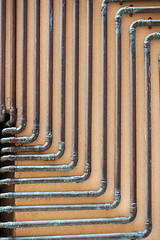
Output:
[4, 0, 160, 239]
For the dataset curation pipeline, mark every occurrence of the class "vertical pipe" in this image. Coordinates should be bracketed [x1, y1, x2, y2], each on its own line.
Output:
[7, 0, 17, 126]
[129, 27, 137, 216]
[114, 12, 121, 203]
[84, 0, 93, 176]
[19, 0, 27, 132]
[71, 0, 79, 161]
[0, 0, 6, 122]
[144, 36, 152, 235]
[101, 0, 107, 190]
[59, 0, 66, 154]
[46, 0, 53, 144]
[1, 0, 40, 144]
[2, 0, 27, 134]
[32, 0, 40, 140]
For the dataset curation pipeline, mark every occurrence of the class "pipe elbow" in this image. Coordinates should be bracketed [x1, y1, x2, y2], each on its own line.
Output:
[69, 152, 78, 170]
[81, 163, 91, 182]
[53, 142, 65, 160]
[115, 7, 127, 22]
[2, 119, 26, 136]
[95, 180, 107, 197]
[38, 132, 52, 152]
[129, 203, 137, 222]
[141, 221, 152, 239]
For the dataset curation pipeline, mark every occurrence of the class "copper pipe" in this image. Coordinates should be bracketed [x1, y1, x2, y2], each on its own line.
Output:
[1, 4, 158, 206]
[5, 0, 17, 126]
[0, 0, 6, 122]
[0, 1, 159, 238]
[0, 0, 107, 199]
[2, 0, 40, 143]
[0, 27, 157, 240]
[1, 0, 65, 153]
[0, 0, 78, 171]
[2, 0, 52, 150]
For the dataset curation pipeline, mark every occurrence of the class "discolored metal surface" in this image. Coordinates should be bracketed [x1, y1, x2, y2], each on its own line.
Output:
[0, 0, 160, 239]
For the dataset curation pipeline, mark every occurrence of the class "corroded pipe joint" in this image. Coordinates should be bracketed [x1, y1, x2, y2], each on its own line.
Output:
[101, 0, 107, 16]
[142, 220, 152, 238]
[71, 152, 78, 162]
[58, 141, 65, 152]
[144, 40, 150, 50]
[115, 7, 126, 21]
[45, 132, 52, 145]
[130, 203, 137, 215]
[57, 141, 65, 157]
[114, 189, 121, 200]
[100, 179, 107, 192]
[105, 198, 120, 210]
[129, 20, 139, 30]
[145, 219, 152, 231]
[83, 162, 91, 180]
[32, 123, 39, 135]
[129, 26, 136, 36]
[95, 180, 107, 197]
[115, 14, 121, 25]
[128, 203, 137, 222]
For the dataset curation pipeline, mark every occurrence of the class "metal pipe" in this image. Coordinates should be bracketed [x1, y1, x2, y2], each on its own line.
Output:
[2, 0, 40, 142]
[0, 1, 158, 239]
[0, 0, 6, 122]
[0, 27, 156, 240]
[2, 0, 27, 133]
[1, 0, 65, 155]
[1, 0, 65, 152]
[0, 0, 79, 172]
[1, 4, 158, 206]
[2, 0, 51, 153]
[3, 0, 17, 126]
[0, 0, 107, 200]
[5, 0, 17, 126]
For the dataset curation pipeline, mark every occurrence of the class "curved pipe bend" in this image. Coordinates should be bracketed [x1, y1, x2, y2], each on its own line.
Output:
[1, 125, 39, 144]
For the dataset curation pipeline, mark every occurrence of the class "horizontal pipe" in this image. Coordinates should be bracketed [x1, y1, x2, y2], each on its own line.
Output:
[1, 0, 60, 153]
[0, 0, 107, 202]
[0, 1, 157, 238]
[0, 0, 85, 173]
[0, 25, 155, 240]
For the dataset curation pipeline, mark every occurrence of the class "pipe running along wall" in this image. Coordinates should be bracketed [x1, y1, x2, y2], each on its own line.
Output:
[0, 0, 160, 239]
[1, 5, 159, 215]
[1, 29, 159, 240]
[0, 0, 6, 123]
[2, 0, 27, 134]
[3, 0, 40, 141]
